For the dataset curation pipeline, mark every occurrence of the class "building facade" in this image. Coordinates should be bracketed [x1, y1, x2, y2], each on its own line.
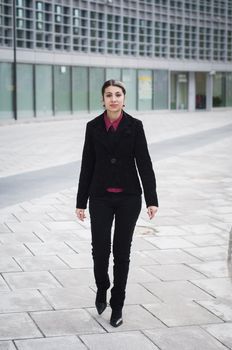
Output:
[0, 0, 232, 120]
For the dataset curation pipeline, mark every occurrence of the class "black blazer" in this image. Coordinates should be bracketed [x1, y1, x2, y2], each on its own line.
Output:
[76, 111, 158, 209]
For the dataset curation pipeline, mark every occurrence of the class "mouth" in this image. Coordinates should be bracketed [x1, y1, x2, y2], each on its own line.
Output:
[110, 104, 119, 107]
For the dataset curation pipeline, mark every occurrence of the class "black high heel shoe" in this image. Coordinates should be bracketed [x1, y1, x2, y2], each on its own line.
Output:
[110, 309, 123, 327]
[95, 290, 107, 315]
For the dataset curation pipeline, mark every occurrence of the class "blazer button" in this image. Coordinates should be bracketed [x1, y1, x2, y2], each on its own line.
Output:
[110, 158, 117, 164]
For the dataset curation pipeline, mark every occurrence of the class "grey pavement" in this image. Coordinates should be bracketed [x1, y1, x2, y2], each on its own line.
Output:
[0, 109, 232, 349]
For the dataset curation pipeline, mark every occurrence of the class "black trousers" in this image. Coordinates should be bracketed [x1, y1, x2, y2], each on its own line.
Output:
[89, 193, 141, 310]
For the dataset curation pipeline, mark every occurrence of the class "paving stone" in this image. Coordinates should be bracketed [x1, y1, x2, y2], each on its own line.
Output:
[143, 301, 222, 326]
[58, 253, 93, 268]
[40, 286, 95, 309]
[152, 226, 187, 236]
[0, 232, 42, 244]
[65, 241, 92, 253]
[143, 263, 205, 281]
[0, 224, 12, 234]
[81, 330, 159, 350]
[0, 276, 9, 292]
[145, 236, 196, 249]
[43, 221, 83, 231]
[14, 255, 68, 271]
[5, 222, 49, 233]
[30, 309, 105, 336]
[0, 290, 51, 312]
[203, 323, 232, 349]
[188, 260, 231, 278]
[0, 257, 22, 273]
[0, 341, 16, 349]
[142, 280, 213, 302]
[25, 242, 76, 255]
[15, 336, 87, 350]
[0, 313, 42, 340]
[51, 268, 95, 287]
[88, 305, 164, 332]
[34, 231, 81, 242]
[144, 326, 228, 350]
[184, 234, 227, 247]
[127, 267, 160, 283]
[183, 246, 228, 261]
[0, 244, 32, 257]
[192, 278, 232, 300]
[3, 271, 62, 290]
[131, 237, 159, 251]
[197, 298, 232, 321]
[125, 283, 161, 305]
[179, 224, 223, 235]
[144, 249, 201, 264]
[13, 213, 53, 222]
[130, 251, 158, 266]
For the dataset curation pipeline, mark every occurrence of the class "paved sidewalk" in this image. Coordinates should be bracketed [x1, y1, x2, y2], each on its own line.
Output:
[0, 110, 232, 349]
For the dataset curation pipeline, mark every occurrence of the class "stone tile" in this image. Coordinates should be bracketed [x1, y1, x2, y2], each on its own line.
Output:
[30, 309, 105, 336]
[43, 221, 83, 231]
[0, 244, 32, 257]
[5, 222, 49, 233]
[145, 236, 196, 249]
[51, 268, 95, 287]
[80, 331, 158, 350]
[13, 212, 53, 222]
[40, 286, 95, 309]
[185, 234, 227, 247]
[0, 224, 12, 234]
[0, 313, 42, 340]
[142, 280, 213, 302]
[127, 267, 160, 283]
[143, 264, 205, 281]
[58, 253, 93, 268]
[204, 323, 232, 349]
[179, 224, 223, 235]
[144, 326, 228, 350]
[3, 271, 62, 290]
[34, 231, 80, 242]
[125, 283, 161, 305]
[0, 341, 16, 350]
[184, 246, 228, 261]
[153, 226, 187, 236]
[73, 229, 92, 241]
[192, 278, 232, 300]
[197, 298, 232, 321]
[188, 260, 231, 278]
[65, 241, 92, 253]
[0, 275, 10, 291]
[88, 305, 164, 332]
[0, 290, 51, 312]
[25, 242, 75, 255]
[15, 336, 87, 350]
[130, 251, 158, 266]
[144, 249, 201, 264]
[14, 255, 68, 271]
[143, 301, 222, 327]
[0, 232, 42, 244]
[0, 257, 22, 273]
[131, 237, 159, 251]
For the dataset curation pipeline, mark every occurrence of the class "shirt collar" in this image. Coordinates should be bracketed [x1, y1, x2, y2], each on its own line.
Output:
[104, 111, 123, 131]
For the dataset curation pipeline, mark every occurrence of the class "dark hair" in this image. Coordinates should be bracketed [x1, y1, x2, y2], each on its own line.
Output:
[101, 79, 126, 96]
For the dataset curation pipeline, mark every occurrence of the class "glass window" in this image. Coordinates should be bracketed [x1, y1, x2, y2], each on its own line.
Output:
[138, 70, 152, 110]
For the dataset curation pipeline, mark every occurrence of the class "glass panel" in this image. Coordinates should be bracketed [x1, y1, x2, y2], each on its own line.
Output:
[195, 72, 206, 109]
[35, 65, 53, 117]
[154, 70, 168, 109]
[225, 72, 232, 107]
[54, 65, 71, 115]
[122, 69, 136, 111]
[0, 63, 13, 119]
[138, 70, 152, 110]
[106, 68, 121, 81]
[72, 66, 88, 112]
[89, 67, 105, 112]
[213, 72, 226, 107]
[17, 64, 34, 118]
[171, 72, 188, 110]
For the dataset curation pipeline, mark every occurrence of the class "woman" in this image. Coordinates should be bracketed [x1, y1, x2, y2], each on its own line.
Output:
[76, 79, 158, 327]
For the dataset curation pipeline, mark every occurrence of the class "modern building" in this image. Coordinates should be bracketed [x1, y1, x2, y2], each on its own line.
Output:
[0, 0, 232, 120]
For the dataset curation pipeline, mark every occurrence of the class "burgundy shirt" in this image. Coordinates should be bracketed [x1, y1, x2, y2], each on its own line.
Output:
[104, 112, 123, 193]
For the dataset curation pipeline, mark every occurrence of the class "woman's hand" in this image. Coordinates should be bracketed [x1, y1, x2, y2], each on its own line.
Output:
[147, 206, 158, 220]
[75, 208, 86, 221]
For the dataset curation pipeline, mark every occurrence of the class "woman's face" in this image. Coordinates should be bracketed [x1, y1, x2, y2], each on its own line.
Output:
[103, 85, 125, 113]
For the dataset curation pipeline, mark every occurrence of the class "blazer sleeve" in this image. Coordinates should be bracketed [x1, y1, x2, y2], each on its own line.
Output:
[76, 123, 95, 209]
[134, 120, 158, 207]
